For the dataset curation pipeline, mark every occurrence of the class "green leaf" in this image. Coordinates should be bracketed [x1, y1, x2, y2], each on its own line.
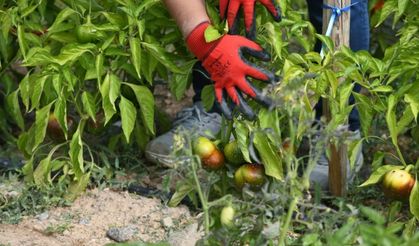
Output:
[315, 34, 334, 55]
[123, 83, 155, 135]
[54, 98, 68, 139]
[353, 93, 374, 138]
[119, 96, 137, 142]
[360, 206, 386, 225]
[33, 102, 54, 152]
[30, 75, 48, 111]
[96, 53, 104, 83]
[100, 73, 120, 124]
[47, 8, 77, 34]
[253, 131, 283, 180]
[17, 25, 27, 59]
[129, 37, 142, 79]
[142, 42, 183, 74]
[5, 90, 25, 130]
[55, 43, 96, 66]
[410, 180, 419, 220]
[372, 85, 393, 93]
[339, 82, 354, 112]
[201, 85, 215, 111]
[168, 182, 194, 207]
[204, 25, 222, 42]
[359, 165, 403, 187]
[235, 121, 251, 163]
[22, 157, 34, 183]
[19, 74, 30, 112]
[324, 69, 338, 98]
[69, 125, 84, 178]
[397, 0, 409, 17]
[64, 172, 91, 201]
[404, 81, 419, 121]
[82, 91, 97, 121]
[386, 95, 398, 146]
[33, 155, 52, 187]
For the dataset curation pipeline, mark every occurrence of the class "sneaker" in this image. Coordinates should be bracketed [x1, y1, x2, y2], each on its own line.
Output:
[145, 102, 222, 167]
[309, 130, 364, 190]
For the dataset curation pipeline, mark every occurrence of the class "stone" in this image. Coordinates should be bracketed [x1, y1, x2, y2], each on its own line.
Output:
[106, 225, 138, 242]
[161, 217, 173, 228]
[36, 212, 49, 221]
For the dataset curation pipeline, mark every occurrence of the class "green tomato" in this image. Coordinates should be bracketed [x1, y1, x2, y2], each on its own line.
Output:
[224, 140, 245, 166]
[220, 206, 235, 227]
[193, 136, 216, 159]
[382, 169, 415, 201]
[76, 23, 104, 43]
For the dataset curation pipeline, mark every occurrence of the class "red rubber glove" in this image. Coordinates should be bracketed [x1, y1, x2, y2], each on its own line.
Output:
[220, 0, 281, 39]
[187, 22, 276, 120]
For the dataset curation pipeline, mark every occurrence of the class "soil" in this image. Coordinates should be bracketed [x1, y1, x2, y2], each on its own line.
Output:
[0, 188, 202, 246]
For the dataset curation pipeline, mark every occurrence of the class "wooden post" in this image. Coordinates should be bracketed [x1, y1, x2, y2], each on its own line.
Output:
[322, 0, 351, 196]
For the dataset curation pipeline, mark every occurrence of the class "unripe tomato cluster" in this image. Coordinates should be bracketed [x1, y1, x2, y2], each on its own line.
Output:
[193, 137, 266, 188]
[224, 140, 266, 188]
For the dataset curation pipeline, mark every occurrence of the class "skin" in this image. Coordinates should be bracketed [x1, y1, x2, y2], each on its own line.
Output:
[162, 0, 210, 38]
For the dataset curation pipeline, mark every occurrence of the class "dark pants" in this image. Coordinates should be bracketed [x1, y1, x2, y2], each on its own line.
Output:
[192, 0, 370, 131]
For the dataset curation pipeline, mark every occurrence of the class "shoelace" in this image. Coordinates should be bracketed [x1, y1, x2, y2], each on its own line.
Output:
[172, 104, 220, 131]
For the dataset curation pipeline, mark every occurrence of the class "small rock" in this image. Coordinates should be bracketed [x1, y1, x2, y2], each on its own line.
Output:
[36, 212, 49, 221]
[106, 225, 138, 242]
[168, 223, 203, 246]
[161, 217, 174, 228]
[79, 218, 90, 225]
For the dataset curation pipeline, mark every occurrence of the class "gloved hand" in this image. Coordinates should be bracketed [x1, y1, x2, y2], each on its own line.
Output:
[187, 22, 276, 120]
[220, 0, 281, 39]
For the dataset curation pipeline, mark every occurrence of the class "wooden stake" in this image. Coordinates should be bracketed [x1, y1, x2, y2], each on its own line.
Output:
[322, 0, 351, 196]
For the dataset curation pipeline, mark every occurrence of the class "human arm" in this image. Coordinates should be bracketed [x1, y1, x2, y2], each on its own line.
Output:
[163, 0, 276, 119]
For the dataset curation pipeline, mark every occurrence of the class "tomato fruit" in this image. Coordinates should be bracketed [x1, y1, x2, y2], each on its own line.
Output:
[202, 149, 225, 170]
[47, 113, 75, 141]
[76, 16, 105, 43]
[193, 136, 216, 159]
[87, 111, 107, 135]
[223, 140, 245, 166]
[382, 169, 415, 201]
[220, 205, 235, 227]
[234, 163, 265, 188]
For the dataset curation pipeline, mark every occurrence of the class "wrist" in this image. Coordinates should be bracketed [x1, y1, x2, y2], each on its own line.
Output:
[186, 22, 221, 61]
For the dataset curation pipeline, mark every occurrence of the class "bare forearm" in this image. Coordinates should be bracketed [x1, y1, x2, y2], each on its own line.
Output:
[163, 0, 210, 38]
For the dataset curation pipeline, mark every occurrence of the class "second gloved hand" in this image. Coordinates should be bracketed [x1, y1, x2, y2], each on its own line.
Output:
[187, 22, 276, 120]
[220, 0, 281, 39]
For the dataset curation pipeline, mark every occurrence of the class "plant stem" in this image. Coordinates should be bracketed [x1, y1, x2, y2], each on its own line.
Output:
[278, 197, 298, 246]
[191, 156, 210, 234]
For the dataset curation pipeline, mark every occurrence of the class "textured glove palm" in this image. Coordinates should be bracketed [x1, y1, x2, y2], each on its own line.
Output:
[187, 22, 276, 120]
[220, 0, 281, 39]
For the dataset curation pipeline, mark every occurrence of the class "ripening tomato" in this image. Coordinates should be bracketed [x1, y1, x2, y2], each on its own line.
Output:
[234, 163, 265, 188]
[382, 169, 415, 201]
[193, 136, 216, 159]
[202, 149, 225, 170]
[47, 113, 75, 141]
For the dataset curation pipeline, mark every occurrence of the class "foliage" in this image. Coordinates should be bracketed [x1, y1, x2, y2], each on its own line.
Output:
[0, 0, 192, 198]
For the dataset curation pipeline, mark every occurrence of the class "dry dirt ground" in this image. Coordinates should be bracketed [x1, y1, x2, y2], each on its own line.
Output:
[0, 84, 201, 246]
[0, 188, 202, 246]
